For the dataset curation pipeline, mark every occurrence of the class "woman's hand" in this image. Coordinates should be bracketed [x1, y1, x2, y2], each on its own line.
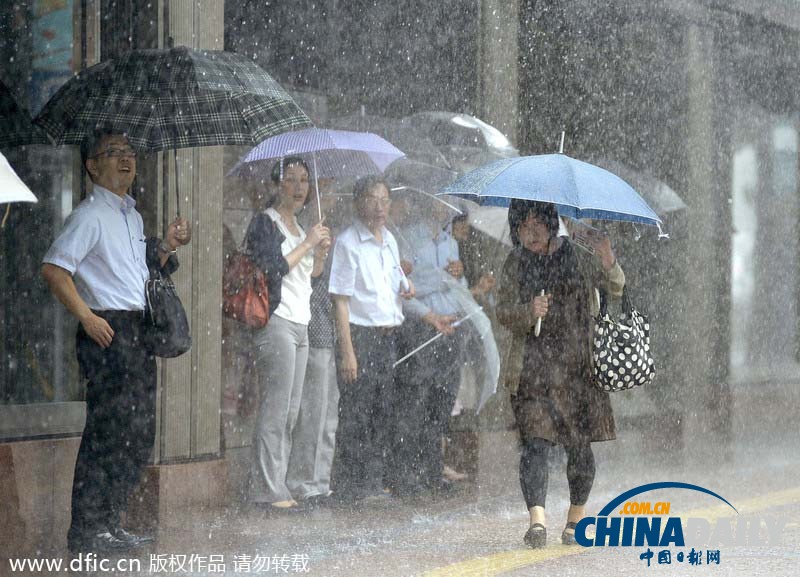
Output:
[305, 221, 331, 247]
[532, 293, 551, 319]
[573, 224, 616, 271]
[315, 237, 332, 258]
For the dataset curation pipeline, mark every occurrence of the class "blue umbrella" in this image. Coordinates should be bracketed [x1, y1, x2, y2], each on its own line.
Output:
[439, 154, 663, 229]
[228, 127, 405, 181]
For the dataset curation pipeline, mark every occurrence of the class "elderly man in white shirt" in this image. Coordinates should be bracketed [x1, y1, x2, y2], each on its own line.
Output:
[41, 131, 190, 553]
[328, 175, 415, 503]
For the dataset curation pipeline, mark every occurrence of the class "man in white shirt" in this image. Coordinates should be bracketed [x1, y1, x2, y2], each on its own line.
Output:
[328, 176, 414, 502]
[41, 131, 190, 552]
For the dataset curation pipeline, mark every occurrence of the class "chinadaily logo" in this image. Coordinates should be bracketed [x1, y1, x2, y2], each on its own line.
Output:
[576, 482, 787, 568]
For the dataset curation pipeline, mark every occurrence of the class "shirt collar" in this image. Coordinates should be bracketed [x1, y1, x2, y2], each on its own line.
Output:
[94, 185, 136, 214]
[354, 218, 388, 246]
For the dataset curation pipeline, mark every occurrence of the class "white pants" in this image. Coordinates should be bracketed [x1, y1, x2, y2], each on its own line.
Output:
[249, 315, 309, 503]
[286, 347, 339, 499]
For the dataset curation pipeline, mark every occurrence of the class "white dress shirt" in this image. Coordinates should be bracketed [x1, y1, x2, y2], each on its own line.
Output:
[42, 185, 149, 311]
[328, 218, 405, 327]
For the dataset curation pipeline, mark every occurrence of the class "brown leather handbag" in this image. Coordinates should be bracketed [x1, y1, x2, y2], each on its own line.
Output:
[222, 251, 269, 328]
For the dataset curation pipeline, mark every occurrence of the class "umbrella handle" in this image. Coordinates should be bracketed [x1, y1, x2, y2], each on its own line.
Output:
[534, 289, 544, 337]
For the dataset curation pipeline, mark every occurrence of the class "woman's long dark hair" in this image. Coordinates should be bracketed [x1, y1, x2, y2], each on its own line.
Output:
[507, 199, 559, 247]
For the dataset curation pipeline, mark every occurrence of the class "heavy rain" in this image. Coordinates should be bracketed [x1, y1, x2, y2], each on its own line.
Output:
[1, 1, 799, 576]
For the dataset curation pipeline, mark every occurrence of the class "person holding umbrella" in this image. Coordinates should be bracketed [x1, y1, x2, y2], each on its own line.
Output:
[496, 200, 624, 549]
[246, 157, 331, 512]
[41, 131, 191, 553]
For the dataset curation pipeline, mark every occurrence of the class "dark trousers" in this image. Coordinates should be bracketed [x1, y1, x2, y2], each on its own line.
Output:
[519, 437, 595, 509]
[330, 324, 397, 500]
[69, 311, 157, 538]
[390, 321, 461, 491]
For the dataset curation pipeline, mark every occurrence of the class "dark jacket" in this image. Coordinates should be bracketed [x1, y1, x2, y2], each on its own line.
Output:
[496, 241, 625, 444]
[245, 212, 290, 317]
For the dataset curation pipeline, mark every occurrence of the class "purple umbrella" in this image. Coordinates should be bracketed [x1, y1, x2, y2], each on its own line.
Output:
[229, 127, 405, 219]
[229, 127, 405, 180]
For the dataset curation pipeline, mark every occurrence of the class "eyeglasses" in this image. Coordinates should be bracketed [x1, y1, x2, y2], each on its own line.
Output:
[363, 196, 391, 208]
[91, 147, 137, 159]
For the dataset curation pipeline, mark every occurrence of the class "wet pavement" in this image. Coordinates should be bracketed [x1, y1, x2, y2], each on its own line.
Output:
[8, 380, 800, 577]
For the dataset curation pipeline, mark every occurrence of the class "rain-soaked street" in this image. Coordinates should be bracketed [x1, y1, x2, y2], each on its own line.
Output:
[8, 377, 795, 577]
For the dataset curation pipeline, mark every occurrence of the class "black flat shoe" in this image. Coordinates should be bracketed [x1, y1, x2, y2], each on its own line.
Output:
[113, 527, 155, 545]
[69, 531, 135, 553]
[562, 521, 578, 545]
[524, 523, 547, 549]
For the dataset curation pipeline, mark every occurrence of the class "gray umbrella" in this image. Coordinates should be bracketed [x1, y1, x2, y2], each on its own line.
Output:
[384, 158, 458, 193]
[590, 158, 687, 215]
[402, 111, 519, 175]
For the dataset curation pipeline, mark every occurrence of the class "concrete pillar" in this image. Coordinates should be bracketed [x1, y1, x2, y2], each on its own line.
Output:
[478, 0, 520, 146]
[155, 0, 225, 463]
[681, 23, 733, 461]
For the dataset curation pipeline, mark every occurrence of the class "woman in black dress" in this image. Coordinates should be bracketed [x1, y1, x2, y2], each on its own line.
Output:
[496, 200, 625, 548]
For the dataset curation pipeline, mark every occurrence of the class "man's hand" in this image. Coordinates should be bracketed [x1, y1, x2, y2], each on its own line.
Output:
[400, 277, 416, 300]
[166, 217, 192, 250]
[445, 259, 464, 279]
[338, 349, 358, 384]
[80, 312, 115, 349]
[423, 312, 456, 336]
[474, 273, 496, 295]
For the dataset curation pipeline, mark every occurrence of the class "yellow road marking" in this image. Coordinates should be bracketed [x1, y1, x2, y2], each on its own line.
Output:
[422, 486, 800, 577]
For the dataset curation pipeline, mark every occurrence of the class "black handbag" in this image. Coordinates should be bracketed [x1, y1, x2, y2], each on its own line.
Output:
[144, 267, 192, 358]
[592, 288, 655, 392]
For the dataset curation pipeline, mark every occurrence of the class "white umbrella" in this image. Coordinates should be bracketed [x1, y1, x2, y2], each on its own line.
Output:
[0, 152, 37, 204]
[1, 151, 37, 228]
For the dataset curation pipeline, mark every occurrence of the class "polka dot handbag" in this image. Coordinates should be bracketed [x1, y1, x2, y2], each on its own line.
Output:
[592, 288, 655, 392]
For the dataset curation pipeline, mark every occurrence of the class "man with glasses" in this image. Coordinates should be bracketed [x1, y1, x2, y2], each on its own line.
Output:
[41, 131, 191, 552]
[328, 175, 414, 503]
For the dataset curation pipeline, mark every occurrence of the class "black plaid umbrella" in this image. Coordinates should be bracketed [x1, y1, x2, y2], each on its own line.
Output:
[0, 80, 50, 148]
[34, 45, 312, 151]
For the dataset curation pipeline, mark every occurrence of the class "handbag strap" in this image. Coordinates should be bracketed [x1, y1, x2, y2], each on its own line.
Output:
[597, 286, 632, 317]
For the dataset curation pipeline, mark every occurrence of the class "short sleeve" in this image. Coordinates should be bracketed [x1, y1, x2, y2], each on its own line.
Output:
[328, 236, 357, 296]
[42, 208, 101, 274]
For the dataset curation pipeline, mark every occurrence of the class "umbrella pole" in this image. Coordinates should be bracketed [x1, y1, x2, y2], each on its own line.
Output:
[393, 308, 482, 367]
[1, 204, 10, 228]
[559, 131, 565, 154]
[313, 154, 322, 222]
[174, 146, 181, 219]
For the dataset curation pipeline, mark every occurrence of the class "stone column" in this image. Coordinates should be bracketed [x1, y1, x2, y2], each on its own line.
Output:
[478, 0, 520, 146]
[681, 23, 733, 462]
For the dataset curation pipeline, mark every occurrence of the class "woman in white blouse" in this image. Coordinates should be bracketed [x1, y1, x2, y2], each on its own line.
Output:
[246, 157, 331, 511]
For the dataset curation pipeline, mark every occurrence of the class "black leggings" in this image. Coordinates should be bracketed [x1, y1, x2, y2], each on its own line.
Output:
[519, 437, 595, 509]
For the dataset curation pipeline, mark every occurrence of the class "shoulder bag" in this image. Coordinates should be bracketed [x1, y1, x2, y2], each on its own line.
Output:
[222, 247, 269, 328]
[592, 288, 655, 392]
[144, 267, 192, 358]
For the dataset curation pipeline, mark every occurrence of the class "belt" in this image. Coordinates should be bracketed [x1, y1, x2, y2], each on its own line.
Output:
[92, 309, 145, 321]
[352, 324, 398, 335]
